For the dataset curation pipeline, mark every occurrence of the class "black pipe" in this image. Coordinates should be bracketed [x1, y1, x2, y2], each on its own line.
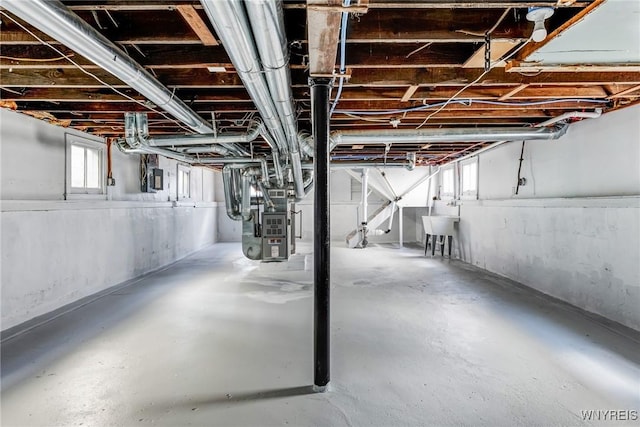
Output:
[310, 77, 332, 392]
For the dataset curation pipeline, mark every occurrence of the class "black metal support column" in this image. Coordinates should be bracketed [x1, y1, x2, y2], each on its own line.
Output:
[310, 77, 332, 392]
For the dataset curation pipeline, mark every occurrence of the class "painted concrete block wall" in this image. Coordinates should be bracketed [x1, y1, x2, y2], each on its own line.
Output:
[454, 106, 640, 330]
[1, 109, 219, 330]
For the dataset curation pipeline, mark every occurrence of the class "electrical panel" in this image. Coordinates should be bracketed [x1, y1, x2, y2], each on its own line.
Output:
[141, 154, 163, 192]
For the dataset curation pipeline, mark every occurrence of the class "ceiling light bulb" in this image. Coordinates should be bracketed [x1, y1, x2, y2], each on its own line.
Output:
[526, 7, 555, 43]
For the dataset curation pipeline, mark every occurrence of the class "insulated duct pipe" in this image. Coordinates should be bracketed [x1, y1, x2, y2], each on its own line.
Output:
[118, 140, 272, 185]
[223, 167, 242, 221]
[199, 0, 288, 157]
[245, 0, 306, 198]
[329, 125, 569, 145]
[0, 0, 242, 155]
[147, 121, 262, 148]
[241, 171, 254, 221]
[301, 162, 417, 170]
[200, 0, 307, 198]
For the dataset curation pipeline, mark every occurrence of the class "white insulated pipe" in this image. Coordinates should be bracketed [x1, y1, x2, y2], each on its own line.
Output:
[361, 169, 369, 225]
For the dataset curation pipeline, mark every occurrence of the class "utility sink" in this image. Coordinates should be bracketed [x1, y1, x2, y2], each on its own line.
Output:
[421, 215, 459, 236]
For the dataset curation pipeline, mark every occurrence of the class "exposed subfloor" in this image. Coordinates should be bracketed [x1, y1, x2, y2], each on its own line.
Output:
[2, 242, 639, 426]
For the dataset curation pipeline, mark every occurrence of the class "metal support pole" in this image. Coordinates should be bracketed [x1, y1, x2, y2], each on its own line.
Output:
[310, 77, 332, 392]
[399, 205, 404, 248]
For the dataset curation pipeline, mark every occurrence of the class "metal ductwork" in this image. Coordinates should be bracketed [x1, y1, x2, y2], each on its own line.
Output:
[245, 0, 306, 199]
[199, 0, 306, 199]
[0, 0, 241, 156]
[329, 125, 569, 145]
[199, 0, 287, 155]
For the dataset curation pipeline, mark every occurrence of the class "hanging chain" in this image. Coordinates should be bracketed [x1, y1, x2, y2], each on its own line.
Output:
[484, 32, 491, 72]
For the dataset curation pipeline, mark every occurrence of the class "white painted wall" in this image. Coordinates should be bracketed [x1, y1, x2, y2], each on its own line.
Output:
[452, 106, 640, 330]
[1, 109, 219, 330]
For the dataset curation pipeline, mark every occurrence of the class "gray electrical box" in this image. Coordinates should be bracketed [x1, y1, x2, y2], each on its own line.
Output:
[262, 212, 289, 262]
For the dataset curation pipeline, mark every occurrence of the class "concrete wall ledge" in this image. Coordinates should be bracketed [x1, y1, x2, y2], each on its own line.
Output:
[1, 200, 221, 212]
[460, 195, 640, 209]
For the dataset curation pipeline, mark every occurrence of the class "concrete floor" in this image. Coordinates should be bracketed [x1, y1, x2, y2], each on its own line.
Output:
[2, 242, 639, 426]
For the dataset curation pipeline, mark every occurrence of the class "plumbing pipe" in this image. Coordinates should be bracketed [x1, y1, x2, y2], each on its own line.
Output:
[0, 0, 243, 155]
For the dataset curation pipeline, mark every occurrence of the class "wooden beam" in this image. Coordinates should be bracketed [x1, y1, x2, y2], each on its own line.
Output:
[342, 68, 640, 87]
[347, 9, 530, 43]
[307, 0, 343, 75]
[507, 63, 640, 73]
[175, 5, 218, 46]
[513, 0, 606, 62]
[365, 1, 591, 8]
[498, 84, 528, 100]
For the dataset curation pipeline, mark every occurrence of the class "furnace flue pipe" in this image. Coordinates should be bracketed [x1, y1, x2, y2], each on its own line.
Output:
[310, 78, 332, 392]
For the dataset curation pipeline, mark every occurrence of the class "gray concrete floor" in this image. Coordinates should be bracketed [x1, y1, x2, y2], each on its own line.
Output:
[2, 242, 639, 426]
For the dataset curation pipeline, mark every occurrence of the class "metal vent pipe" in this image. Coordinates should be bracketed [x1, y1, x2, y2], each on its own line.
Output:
[200, 0, 306, 197]
[199, 0, 288, 157]
[0, 0, 246, 155]
[245, 0, 306, 198]
[330, 125, 569, 145]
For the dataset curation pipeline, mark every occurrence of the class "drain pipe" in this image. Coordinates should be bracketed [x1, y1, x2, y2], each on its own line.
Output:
[1, 0, 244, 156]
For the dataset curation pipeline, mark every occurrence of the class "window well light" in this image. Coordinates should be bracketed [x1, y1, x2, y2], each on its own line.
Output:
[526, 7, 555, 43]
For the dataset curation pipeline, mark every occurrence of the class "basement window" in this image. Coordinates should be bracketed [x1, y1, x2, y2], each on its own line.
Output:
[440, 166, 455, 199]
[66, 135, 105, 198]
[177, 164, 191, 200]
[461, 158, 478, 199]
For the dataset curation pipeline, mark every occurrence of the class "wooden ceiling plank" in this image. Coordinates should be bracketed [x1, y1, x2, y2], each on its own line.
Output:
[175, 5, 218, 46]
